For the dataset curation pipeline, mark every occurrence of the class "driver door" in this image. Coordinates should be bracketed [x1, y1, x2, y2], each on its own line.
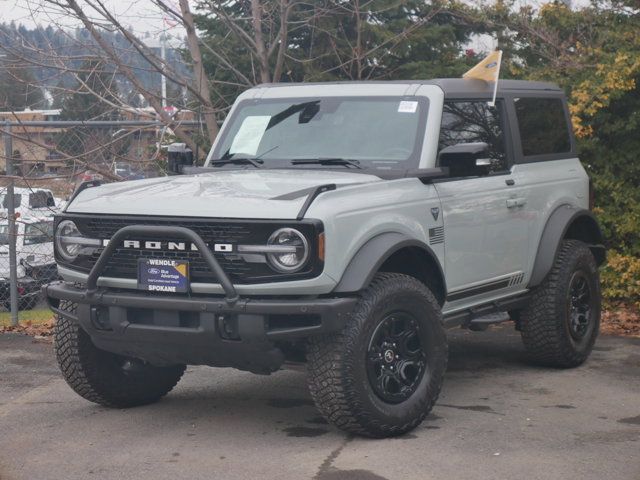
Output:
[434, 100, 529, 306]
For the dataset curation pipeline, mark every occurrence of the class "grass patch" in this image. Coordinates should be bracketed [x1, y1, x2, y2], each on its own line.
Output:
[0, 308, 53, 327]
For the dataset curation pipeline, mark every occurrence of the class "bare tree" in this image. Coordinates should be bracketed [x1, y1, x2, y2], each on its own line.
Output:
[0, 0, 452, 186]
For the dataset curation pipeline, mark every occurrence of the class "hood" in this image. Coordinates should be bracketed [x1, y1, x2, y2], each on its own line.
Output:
[66, 169, 382, 219]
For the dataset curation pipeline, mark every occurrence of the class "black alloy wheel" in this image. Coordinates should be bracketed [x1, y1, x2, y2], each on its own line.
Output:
[366, 312, 426, 404]
[567, 270, 594, 341]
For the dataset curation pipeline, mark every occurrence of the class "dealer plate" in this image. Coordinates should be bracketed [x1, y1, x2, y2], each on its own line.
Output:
[138, 258, 189, 293]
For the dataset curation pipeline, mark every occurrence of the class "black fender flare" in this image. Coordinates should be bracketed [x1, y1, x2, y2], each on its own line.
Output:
[333, 232, 446, 295]
[528, 205, 606, 288]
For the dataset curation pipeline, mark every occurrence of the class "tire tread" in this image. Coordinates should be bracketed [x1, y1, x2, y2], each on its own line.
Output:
[307, 273, 447, 437]
[521, 240, 600, 368]
[54, 301, 185, 408]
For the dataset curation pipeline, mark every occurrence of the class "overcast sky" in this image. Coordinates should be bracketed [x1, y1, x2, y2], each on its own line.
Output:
[1, 0, 176, 36]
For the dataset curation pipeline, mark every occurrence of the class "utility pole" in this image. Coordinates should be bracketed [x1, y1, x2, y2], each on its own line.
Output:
[3, 123, 19, 326]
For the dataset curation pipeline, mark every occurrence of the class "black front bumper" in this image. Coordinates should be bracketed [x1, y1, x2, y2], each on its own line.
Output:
[45, 281, 356, 373]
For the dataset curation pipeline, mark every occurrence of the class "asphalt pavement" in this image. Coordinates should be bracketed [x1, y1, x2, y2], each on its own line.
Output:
[1, 325, 639, 480]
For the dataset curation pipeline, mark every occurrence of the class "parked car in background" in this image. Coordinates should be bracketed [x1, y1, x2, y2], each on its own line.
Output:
[0, 216, 57, 310]
[73, 172, 104, 189]
[0, 187, 61, 216]
[114, 162, 145, 181]
[114, 162, 132, 178]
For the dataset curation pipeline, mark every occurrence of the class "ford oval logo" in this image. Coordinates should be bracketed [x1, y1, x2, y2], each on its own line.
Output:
[148, 268, 161, 275]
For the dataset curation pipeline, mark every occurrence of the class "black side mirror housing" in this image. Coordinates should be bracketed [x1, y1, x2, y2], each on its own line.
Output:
[167, 143, 194, 175]
[438, 142, 491, 177]
[405, 167, 450, 183]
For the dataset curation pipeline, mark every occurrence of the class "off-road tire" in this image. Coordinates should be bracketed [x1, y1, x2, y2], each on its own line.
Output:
[54, 301, 185, 407]
[520, 240, 601, 368]
[307, 273, 448, 438]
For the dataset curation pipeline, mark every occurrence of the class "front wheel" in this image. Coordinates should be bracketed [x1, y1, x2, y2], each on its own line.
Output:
[307, 273, 448, 438]
[54, 302, 185, 407]
[520, 240, 601, 367]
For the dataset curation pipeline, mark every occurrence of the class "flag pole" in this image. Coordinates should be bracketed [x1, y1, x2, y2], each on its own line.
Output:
[488, 50, 503, 107]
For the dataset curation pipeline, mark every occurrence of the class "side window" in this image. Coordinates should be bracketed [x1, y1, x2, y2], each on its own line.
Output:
[24, 222, 53, 245]
[514, 97, 571, 156]
[438, 101, 508, 172]
[29, 190, 49, 208]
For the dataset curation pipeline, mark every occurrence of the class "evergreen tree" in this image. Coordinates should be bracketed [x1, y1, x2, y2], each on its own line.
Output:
[59, 58, 120, 120]
[0, 54, 46, 110]
[194, 0, 480, 106]
[56, 58, 121, 167]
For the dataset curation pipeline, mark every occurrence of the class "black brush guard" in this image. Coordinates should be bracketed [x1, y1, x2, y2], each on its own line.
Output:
[44, 225, 356, 372]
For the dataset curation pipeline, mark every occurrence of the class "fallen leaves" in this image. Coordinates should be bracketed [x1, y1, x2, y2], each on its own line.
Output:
[0, 305, 638, 340]
[601, 304, 640, 338]
[0, 318, 56, 341]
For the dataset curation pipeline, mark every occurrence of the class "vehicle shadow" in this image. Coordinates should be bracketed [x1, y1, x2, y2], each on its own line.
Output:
[71, 325, 542, 437]
[56, 324, 552, 438]
[446, 324, 538, 374]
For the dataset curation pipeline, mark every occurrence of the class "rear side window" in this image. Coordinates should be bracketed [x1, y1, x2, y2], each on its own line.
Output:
[438, 101, 508, 172]
[514, 97, 571, 156]
[29, 190, 50, 208]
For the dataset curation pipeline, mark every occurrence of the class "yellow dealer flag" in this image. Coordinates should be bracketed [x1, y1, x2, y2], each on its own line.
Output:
[463, 50, 503, 106]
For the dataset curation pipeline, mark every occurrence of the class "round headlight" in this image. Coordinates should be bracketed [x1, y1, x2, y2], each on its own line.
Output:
[267, 228, 309, 273]
[55, 220, 83, 262]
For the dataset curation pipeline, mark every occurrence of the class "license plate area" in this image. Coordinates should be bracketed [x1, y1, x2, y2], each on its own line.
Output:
[138, 258, 190, 293]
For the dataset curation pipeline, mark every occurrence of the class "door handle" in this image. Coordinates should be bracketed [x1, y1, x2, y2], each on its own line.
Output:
[506, 198, 527, 209]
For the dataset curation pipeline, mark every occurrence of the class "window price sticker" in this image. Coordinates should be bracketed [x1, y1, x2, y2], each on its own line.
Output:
[398, 101, 418, 113]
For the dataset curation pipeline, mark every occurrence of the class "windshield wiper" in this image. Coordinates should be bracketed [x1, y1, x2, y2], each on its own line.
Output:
[211, 157, 264, 168]
[291, 158, 362, 169]
[212, 145, 279, 168]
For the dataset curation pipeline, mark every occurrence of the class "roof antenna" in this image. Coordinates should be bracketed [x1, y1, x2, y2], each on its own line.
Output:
[462, 48, 503, 107]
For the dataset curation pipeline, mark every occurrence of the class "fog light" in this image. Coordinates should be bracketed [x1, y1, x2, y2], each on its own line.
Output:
[90, 306, 112, 331]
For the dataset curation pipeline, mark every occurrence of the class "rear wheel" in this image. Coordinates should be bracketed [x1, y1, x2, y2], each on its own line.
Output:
[54, 302, 185, 407]
[520, 240, 601, 367]
[307, 273, 447, 437]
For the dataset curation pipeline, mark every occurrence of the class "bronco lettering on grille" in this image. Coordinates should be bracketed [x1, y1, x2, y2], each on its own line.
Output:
[100, 239, 234, 252]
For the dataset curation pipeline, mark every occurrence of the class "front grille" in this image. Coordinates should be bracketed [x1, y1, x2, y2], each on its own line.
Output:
[83, 218, 252, 243]
[59, 214, 323, 284]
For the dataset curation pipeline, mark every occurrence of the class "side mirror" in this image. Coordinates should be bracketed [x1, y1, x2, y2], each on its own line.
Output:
[167, 143, 194, 175]
[438, 142, 491, 177]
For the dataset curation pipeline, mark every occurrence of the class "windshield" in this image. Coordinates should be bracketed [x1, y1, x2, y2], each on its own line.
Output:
[210, 97, 428, 171]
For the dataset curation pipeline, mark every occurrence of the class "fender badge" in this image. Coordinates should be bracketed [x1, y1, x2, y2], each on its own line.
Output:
[431, 207, 440, 221]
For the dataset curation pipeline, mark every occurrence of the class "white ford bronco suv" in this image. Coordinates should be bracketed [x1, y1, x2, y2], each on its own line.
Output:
[46, 79, 605, 438]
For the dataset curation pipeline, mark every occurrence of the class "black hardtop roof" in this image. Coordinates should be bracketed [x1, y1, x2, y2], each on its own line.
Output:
[427, 78, 561, 95]
[258, 78, 563, 98]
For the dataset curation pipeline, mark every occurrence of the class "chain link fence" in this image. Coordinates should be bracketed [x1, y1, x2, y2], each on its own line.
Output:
[0, 119, 204, 324]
